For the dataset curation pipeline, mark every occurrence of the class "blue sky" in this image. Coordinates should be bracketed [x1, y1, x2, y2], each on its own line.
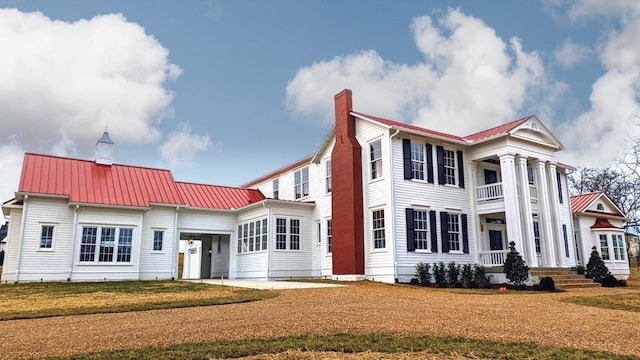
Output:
[0, 0, 639, 202]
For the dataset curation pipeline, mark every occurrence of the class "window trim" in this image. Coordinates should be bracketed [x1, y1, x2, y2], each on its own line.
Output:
[272, 178, 279, 200]
[326, 218, 332, 255]
[371, 208, 386, 251]
[447, 212, 462, 253]
[410, 141, 425, 181]
[39, 224, 56, 250]
[369, 139, 383, 181]
[443, 148, 458, 186]
[152, 229, 165, 252]
[237, 217, 268, 254]
[294, 167, 310, 200]
[274, 217, 303, 252]
[78, 225, 135, 265]
[412, 209, 430, 252]
[325, 159, 332, 194]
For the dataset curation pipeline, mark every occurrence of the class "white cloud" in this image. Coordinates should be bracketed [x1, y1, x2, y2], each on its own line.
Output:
[161, 124, 214, 168]
[0, 8, 182, 201]
[0, 142, 26, 203]
[553, 40, 593, 68]
[286, 8, 548, 135]
[555, 1, 640, 168]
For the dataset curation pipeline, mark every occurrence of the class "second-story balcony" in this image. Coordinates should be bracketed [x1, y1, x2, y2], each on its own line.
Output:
[476, 182, 538, 203]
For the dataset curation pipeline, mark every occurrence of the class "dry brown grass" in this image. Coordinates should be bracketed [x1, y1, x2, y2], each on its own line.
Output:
[237, 350, 487, 359]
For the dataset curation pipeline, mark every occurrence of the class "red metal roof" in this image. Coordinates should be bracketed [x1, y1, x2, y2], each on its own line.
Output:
[590, 218, 621, 229]
[464, 116, 533, 141]
[570, 192, 602, 213]
[351, 111, 466, 142]
[19, 153, 184, 208]
[177, 182, 265, 210]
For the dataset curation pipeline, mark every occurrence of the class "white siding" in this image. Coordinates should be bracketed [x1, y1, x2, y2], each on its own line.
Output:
[232, 207, 269, 279]
[178, 210, 236, 233]
[139, 207, 177, 280]
[1, 208, 22, 282]
[268, 204, 315, 279]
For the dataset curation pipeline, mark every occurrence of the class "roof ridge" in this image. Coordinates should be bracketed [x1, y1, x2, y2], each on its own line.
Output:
[176, 181, 259, 191]
[25, 153, 173, 173]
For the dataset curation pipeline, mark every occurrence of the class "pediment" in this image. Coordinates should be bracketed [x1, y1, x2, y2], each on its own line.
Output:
[510, 117, 563, 150]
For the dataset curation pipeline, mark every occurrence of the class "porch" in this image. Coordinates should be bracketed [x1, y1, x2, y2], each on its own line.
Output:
[476, 182, 538, 203]
[479, 249, 543, 267]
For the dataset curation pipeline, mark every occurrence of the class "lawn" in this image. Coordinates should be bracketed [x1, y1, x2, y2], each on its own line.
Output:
[0, 280, 276, 320]
[561, 265, 640, 311]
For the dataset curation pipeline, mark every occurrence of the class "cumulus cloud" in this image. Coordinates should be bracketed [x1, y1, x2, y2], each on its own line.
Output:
[553, 40, 593, 68]
[555, 1, 640, 168]
[0, 141, 26, 202]
[0, 8, 182, 201]
[161, 124, 214, 168]
[286, 8, 548, 135]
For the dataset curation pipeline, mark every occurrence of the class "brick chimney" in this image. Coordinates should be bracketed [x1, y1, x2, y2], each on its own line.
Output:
[331, 89, 365, 275]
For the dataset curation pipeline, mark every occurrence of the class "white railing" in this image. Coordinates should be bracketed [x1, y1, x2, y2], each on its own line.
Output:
[476, 183, 504, 201]
[529, 185, 538, 203]
[479, 250, 508, 266]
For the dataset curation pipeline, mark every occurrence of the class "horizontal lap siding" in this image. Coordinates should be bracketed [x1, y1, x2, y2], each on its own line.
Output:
[557, 173, 576, 267]
[357, 120, 394, 280]
[17, 198, 75, 281]
[231, 207, 270, 279]
[178, 211, 236, 232]
[1, 209, 23, 282]
[269, 206, 314, 279]
[390, 137, 476, 283]
[139, 207, 176, 280]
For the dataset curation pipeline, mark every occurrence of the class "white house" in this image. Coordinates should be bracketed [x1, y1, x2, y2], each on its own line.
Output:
[1, 89, 630, 283]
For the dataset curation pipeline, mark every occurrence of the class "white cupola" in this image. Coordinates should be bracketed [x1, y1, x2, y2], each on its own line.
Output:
[95, 130, 114, 166]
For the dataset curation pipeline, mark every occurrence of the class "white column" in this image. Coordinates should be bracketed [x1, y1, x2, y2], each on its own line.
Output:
[534, 160, 557, 267]
[547, 163, 566, 267]
[499, 152, 524, 255]
[517, 156, 537, 267]
[469, 162, 482, 258]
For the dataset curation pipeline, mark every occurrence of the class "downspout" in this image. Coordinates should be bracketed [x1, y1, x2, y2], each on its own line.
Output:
[263, 202, 272, 280]
[15, 194, 29, 283]
[67, 205, 80, 281]
[172, 207, 180, 280]
[389, 129, 400, 282]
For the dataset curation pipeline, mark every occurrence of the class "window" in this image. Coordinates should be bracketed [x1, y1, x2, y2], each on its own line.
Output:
[410, 142, 424, 180]
[275, 217, 301, 251]
[613, 234, 625, 261]
[527, 166, 534, 185]
[533, 222, 541, 253]
[327, 219, 332, 254]
[372, 209, 385, 249]
[316, 222, 321, 245]
[413, 210, 429, 250]
[40, 225, 54, 249]
[273, 179, 279, 200]
[325, 160, 332, 194]
[237, 218, 268, 253]
[370, 139, 383, 180]
[294, 167, 309, 199]
[447, 213, 461, 251]
[556, 172, 563, 204]
[153, 230, 164, 251]
[597, 203, 605, 211]
[599, 234, 610, 260]
[444, 149, 457, 185]
[79, 226, 133, 263]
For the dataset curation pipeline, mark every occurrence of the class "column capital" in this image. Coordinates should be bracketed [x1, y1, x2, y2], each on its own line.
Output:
[497, 151, 516, 161]
[546, 162, 558, 171]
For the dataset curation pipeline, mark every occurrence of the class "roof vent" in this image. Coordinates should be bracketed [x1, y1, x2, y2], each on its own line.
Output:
[95, 130, 114, 166]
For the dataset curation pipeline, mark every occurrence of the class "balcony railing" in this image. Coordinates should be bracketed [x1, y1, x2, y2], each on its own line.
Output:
[476, 183, 503, 201]
[479, 250, 508, 266]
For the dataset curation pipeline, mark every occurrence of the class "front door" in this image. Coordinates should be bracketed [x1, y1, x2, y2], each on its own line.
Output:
[489, 229, 504, 250]
[183, 241, 202, 279]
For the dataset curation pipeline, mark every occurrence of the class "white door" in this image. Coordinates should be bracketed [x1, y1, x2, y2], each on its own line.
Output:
[183, 241, 202, 279]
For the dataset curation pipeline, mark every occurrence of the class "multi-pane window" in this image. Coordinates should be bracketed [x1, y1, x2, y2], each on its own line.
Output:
[443, 149, 457, 185]
[448, 213, 461, 251]
[327, 219, 332, 254]
[275, 217, 301, 251]
[273, 179, 279, 200]
[79, 226, 133, 263]
[413, 210, 429, 250]
[599, 234, 610, 260]
[527, 166, 534, 185]
[40, 225, 54, 249]
[294, 167, 309, 199]
[370, 140, 383, 180]
[533, 221, 541, 253]
[613, 234, 625, 261]
[326, 160, 332, 194]
[410, 142, 424, 180]
[276, 218, 287, 250]
[372, 209, 385, 249]
[237, 218, 268, 253]
[153, 230, 164, 251]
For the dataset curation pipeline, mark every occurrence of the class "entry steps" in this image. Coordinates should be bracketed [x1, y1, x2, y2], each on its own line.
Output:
[529, 268, 600, 289]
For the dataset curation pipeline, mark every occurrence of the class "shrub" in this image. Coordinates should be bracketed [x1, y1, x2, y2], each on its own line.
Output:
[586, 246, 610, 283]
[447, 262, 460, 285]
[575, 265, 585, 275]
[601, 274, 618, 288]
[503, 241, 529, 287]
[617, 279, 628, 287]
[461, 264, 474, 288]
[539, 276, 555, 291]
[433, 262, 447, 287]
[415, 262, 431, 286]
[473, 264, 489, 288]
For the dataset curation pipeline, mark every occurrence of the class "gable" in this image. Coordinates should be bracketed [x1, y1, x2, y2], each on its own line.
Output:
[510, 118, 563, 150]
[571, 192, 625, 218]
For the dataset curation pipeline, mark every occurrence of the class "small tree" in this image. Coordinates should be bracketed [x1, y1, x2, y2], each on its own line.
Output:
[446, 262, 460, 286]
[461, 264, 474, 288]
[415, 262, 431, 286]
[503, 241, 529, 287]
[586, 246, 610, 282]
[432, 262, 447, 287]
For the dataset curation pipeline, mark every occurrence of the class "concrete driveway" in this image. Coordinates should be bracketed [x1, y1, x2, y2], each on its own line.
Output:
[184, 278, 346, 290]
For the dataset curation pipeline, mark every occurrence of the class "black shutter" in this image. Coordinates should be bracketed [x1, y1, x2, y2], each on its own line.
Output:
[429, 210, 438, 253]
[406, 208, 415, 252]
[426, 143, 434, 184]
[562, 224, 569, 257]
[461, 213, 469, 254]
[403, 139, 412, 180]
[457, 150, 465, 189]
[440, 211, 449, 253]
[436, 146, 445, 185]
[557, 172, 563, 204]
